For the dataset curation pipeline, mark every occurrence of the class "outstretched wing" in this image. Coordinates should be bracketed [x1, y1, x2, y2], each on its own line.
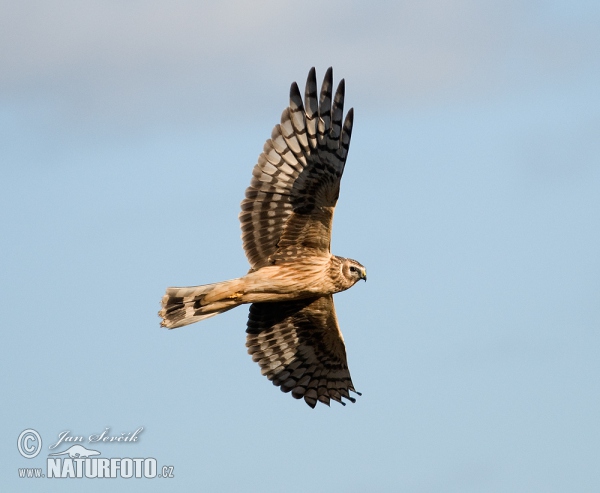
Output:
[246, 296, 360, 408]
[239, 67, 354, 270]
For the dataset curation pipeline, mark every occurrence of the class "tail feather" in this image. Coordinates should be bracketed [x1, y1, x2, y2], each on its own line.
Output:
[159, 278, 245, 329]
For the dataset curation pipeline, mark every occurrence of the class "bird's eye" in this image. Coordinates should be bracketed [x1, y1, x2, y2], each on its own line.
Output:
[349, 266, 357, 273]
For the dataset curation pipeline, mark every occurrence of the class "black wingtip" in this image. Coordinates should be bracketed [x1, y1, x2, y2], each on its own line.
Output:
[319, 397, 331, 407]
[290, 81, 301, 99]
[306, 67, 317, 91]
[342, 108, 354, 141]
[290, 81, 303, 110]
[305, 68, 318, 118]
[323, 67, 333, 92]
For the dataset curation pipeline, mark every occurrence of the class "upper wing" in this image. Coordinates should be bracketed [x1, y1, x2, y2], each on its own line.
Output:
[239, 67, 354, 270]
[246, 295, 360, 408]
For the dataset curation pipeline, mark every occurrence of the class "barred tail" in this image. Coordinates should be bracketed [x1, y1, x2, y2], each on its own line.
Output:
[159, 278, 245, 329]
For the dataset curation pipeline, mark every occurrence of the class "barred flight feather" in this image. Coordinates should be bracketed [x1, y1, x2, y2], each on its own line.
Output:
[246, 296, 359, 408]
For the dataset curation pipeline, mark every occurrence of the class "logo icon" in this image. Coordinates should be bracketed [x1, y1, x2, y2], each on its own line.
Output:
[48, 445, 101, 458]
[17, 429, 42, 459]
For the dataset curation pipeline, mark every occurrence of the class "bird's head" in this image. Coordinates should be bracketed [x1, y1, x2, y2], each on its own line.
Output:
[341, 258, 367, 285]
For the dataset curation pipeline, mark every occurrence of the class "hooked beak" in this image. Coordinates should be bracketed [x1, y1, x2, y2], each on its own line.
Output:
[361, 268, 367, 282]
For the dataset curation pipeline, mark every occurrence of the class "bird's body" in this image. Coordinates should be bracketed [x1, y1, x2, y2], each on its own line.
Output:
[161, 254, 362, 325]
[160, 68, 366, 408]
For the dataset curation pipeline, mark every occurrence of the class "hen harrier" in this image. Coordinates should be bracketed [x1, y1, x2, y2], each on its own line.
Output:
[159, 67, 366, 408]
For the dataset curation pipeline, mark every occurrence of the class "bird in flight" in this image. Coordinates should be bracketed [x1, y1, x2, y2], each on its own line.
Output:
[159, 67, 366, 408]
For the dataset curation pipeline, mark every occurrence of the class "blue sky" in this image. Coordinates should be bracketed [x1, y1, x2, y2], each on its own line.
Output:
[2, 1, 600, 491]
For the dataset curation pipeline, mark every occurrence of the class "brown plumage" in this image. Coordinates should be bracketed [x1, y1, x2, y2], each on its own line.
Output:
[159, 67, 366, 408]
